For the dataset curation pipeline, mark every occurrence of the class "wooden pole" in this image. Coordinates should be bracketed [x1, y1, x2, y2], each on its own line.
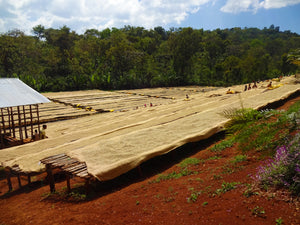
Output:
[17, 173, 22, 188]
[0, 122, 2, 149]
[0, 108, 5, 131]
[137, 165, 143, 177]
[10, 107, 16, 138]
[46, 164, 55, 193]
[36, 105, 41, 134]
[0, 109, 3, 149]
[6, 107, 11, 135]
[27, 175, 31, 185]
[66, 174, 71, 193]
[29, 105, 34, 137]
[85, 178, 90, 195]
[22, 106, 28, 139]
[17, 106, 23, 142]
[5, 168, 13, 192]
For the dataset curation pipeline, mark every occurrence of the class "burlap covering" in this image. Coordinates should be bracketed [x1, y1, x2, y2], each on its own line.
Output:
[1, 76, 299, 181]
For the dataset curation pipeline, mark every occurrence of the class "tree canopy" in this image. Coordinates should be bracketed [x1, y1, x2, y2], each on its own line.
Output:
[0, 25, 299, 91]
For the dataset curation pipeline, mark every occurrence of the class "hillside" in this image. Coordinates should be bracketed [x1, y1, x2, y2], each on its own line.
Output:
[0, 95, 299, 225]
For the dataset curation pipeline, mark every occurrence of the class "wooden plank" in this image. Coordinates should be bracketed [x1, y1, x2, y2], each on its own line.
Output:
[77, 172, 90, 178]
[64, 164, 86, 173]
[50, 157, 75, 165]
[11, 166, 21, 173]
[61, 161, 81, 169]
[40, 153, 67, 163]
[59, 158, 78, 165]
[65, 163, 86, 171]
[55, 159, 78, 167]
[48, 155, 70, 163]
[62, 162, 83, 170]
[41, 153, 66, 161]
[72, 167, 87, 174]
[52, 159, 74, 167]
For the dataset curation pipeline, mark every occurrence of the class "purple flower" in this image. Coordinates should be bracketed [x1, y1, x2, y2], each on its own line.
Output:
[295, 165, 300, 173]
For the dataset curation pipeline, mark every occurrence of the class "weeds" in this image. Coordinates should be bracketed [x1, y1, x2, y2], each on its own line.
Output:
[231, 155, 247, 164]
[221, 104, 300, 155]
[275, 217, 283, 225]
[251, 206, 266, 218]
[207, 156, 222, 160]
[150, 168, 196, 183]
[40, 186, 87, 201]
[187, 191, 203, 203]
[213, 174, 223, 180]
[210, 138, 234, 153]
[215, 182, 240, 195]
[179, 158, 201, 168]
[243, 184, 259, 198]
[150, 157, 201, 183]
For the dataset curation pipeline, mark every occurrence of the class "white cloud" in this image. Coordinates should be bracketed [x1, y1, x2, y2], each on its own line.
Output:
[1, 0, 299, 34]
[221, 0, 300, 13]
[0, 0, 211, 34]
[261, 0, 300, 9]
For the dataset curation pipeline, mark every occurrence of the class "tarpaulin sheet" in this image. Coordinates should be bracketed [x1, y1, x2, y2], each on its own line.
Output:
[0, 76, 299, 181]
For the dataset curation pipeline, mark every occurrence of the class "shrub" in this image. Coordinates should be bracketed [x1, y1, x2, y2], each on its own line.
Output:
[254, 133, 300, 195]
[222, 108, 270, 135]
[231, 106, 299, 154]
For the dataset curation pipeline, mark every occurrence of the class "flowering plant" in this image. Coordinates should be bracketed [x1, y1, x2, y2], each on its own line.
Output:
[254, 133, 300, 195]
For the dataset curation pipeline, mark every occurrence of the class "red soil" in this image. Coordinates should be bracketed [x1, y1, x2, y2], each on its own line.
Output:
[1, 97, 299, 225]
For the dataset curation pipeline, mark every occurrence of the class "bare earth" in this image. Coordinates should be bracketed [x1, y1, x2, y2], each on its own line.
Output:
[0, 95, 299, 225]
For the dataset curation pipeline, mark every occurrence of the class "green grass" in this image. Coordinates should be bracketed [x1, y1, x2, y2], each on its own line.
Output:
[179, 157, 201, 168]
[150, 168, 196, 183]
[231, 155, 247, 164]
[209, 138, 235, 153]
[222, 102, 300, 155]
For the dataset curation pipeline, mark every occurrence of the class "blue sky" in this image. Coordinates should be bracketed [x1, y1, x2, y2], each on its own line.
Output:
[0, 0, 300, 35]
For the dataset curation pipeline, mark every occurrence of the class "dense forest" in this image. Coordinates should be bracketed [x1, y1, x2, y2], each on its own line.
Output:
[0, 25, 299, 92]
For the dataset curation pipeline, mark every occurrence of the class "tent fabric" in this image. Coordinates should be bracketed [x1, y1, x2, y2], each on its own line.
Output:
[0, 76, 299, 181]
[0, 78, 50, 108]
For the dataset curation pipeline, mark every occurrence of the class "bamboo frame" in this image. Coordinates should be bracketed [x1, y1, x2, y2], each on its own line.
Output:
[0, 104, 42, 148]
[22, 105, 28, 139]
